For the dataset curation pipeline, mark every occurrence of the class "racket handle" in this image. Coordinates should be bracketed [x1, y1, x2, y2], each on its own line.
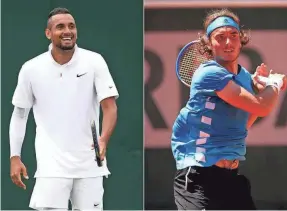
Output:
[94, 143, 103, 167]
[96, 156, 103, 167]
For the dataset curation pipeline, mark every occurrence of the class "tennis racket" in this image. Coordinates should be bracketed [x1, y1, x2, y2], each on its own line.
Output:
[175, 40, 269, 87]
[175, 40, 210, 87]
[91, 120, 103, 167]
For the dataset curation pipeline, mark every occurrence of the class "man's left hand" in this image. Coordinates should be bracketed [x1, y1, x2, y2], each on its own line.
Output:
[252, 63, 271, 93]
[91, 137, 107, 161]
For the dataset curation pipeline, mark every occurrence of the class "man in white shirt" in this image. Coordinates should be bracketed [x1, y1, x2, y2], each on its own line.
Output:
[9, 7, 119, 210]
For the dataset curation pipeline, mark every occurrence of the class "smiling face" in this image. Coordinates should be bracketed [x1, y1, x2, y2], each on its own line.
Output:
[209, 26, 241, 63]
[45, 13, 77, 51]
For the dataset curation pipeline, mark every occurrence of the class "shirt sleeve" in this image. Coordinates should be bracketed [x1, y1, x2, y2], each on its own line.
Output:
[12, 63, 34, 108]
[94, 55, 119, 102]
[192, 62, 234, 92]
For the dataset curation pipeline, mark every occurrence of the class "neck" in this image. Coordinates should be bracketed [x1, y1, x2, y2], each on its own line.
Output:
[51, 46, 75, 65]
[217, 60, 238, 74]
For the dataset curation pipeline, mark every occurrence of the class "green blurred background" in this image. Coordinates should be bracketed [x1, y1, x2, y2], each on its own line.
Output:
[1, 0, 143, 210]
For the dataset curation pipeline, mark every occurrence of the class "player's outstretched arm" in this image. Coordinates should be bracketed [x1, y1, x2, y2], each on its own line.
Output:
[9, 106, 30, 190]
[216, 74, 286, 117]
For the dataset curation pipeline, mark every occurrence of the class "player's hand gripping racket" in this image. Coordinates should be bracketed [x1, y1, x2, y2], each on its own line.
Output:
[175, 40, 269, 87]
[91, 120, 103, 167]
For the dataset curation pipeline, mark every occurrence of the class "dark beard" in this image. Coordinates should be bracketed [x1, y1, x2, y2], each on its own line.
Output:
[56, 42, 75, 51]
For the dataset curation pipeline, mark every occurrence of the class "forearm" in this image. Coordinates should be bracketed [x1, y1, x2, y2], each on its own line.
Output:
[253, 86, 279, 116]
[100, 104, 117, 144]
[247, 77, 269, 128]
[251, 78, 260, 94]
[9, 107, 30, 158]
[247, 77, 260, 128]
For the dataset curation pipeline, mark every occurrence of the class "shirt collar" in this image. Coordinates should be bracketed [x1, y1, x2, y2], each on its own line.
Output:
[48, 43, 79, 67]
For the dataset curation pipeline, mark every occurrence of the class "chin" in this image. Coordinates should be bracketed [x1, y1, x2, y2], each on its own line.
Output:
[216, 57, 234, 63]
[221, 54, 239, 62]
[223, 58, 237, 62]
[59, 44, 75, 51]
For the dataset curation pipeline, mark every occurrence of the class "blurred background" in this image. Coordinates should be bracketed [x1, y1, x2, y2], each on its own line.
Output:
[144, 0, 287, 210]
[1, 0, 143, 210]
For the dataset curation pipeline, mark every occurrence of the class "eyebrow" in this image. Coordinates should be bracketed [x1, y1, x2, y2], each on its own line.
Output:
[55, 22, 75, 27]
[230, 31, 239, 34]
[214, 30, 239, 36]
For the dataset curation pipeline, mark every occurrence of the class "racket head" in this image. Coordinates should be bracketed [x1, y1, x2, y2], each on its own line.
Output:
[175, 40, 210, 87]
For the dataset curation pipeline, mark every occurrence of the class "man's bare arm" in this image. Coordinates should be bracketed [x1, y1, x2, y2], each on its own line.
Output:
[216, 81, 279, 117]
[100, 97, 117, 145]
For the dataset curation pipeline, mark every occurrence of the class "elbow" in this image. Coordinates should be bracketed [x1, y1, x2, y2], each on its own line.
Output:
[101, 97, 118, 117]
[103, 103, 117, 117]
[107, 104, 117, 124]
[110, 103, 117, 114]
[112, 104, 118, 117]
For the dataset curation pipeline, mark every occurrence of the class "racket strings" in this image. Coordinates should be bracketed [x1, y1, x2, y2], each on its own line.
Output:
[179, 43, 209, 86]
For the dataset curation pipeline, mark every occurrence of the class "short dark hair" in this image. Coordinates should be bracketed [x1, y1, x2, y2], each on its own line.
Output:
[47, 7, 72, 28]
[48, 7, 71, 19]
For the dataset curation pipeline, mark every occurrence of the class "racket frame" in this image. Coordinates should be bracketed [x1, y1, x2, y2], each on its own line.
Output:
[91, 120, 103, 167]
[175, 40, 202, 87]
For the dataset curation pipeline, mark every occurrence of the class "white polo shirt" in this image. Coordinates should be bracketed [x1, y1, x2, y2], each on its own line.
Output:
[12, 45, 119, 178]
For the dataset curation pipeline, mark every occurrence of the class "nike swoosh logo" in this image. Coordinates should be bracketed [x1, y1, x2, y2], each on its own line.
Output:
[94, 204, 99, 207]
[77, 72, 87, 77]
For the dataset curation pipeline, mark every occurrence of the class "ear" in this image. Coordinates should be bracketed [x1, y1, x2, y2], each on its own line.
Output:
[207, 39, 212, 51]
[207, 41, 211, 49]
[45, 28, 51, 40]
[206, 38, 214, 57]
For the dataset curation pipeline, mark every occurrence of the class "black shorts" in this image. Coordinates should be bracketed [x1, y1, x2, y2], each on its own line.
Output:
[174, 165, 256, 210]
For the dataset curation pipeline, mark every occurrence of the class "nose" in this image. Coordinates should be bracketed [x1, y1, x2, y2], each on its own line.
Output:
[63, 26, 72, 34]
[226, 38, 231, 45]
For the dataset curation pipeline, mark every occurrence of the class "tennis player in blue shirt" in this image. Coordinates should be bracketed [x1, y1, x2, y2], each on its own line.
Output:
[172, 9, 286, 210]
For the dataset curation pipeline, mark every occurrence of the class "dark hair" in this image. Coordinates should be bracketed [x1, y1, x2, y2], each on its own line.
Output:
[198, 8, 250, 57]
[47, 7, 72, 28]
[48, 7, 71, 19]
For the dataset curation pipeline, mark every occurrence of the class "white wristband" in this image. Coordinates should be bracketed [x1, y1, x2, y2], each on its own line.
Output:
[265, 77, 283, 92]
[254, 75, 283, 92]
